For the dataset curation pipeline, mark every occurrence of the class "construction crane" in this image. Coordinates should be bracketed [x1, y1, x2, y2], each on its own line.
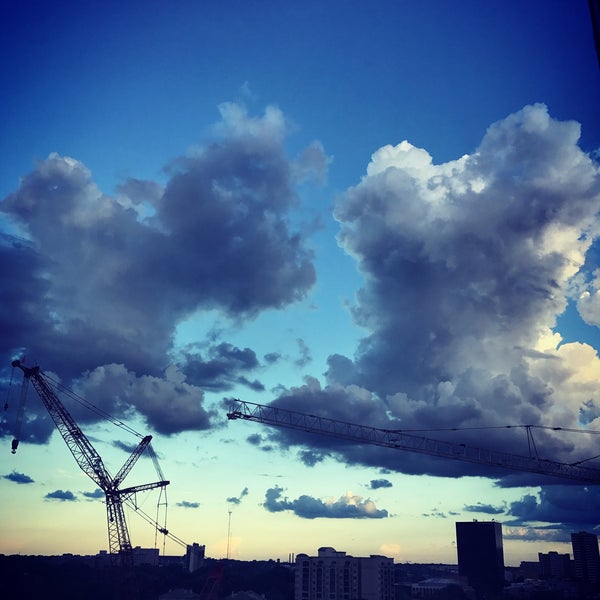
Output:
[10, 359, 170, 597]
[227, 399, 600, 485]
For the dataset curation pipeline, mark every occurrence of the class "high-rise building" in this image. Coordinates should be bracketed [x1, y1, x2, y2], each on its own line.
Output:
[295, 547, 393, 600]
[571, 531, 600, 584]
[456, 520, 504, 598]
[186, 542, 205, 573]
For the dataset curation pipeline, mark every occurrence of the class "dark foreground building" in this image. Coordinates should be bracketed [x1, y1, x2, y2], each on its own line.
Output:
[456, 520, 504, 599]
[571, 531, 600, 585]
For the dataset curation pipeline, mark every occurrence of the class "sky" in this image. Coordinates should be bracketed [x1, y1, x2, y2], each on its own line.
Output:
[1, 0, 600, 567]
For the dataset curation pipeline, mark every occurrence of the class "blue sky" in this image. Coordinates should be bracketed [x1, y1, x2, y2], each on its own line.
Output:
[1, 0, 600, 566]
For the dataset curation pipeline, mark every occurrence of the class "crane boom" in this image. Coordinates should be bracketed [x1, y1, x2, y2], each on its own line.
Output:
[12, 361, 112, 488]
[227, 399, 600, 485]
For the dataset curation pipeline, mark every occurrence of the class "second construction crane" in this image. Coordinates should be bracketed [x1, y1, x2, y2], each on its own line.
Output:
[227, 399, 600, 485]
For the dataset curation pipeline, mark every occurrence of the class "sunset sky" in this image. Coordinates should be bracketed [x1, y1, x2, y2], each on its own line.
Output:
[1, 0, 600, 566]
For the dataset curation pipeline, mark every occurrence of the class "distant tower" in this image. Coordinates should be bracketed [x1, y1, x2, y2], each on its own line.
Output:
[226, 509, 233, 560]
[571, 531, 600, 584]
[456, 520, 505, 599]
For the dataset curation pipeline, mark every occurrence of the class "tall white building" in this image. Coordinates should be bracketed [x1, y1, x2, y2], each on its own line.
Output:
[295, 547, 393, 600]
[186, 542, 205, 573]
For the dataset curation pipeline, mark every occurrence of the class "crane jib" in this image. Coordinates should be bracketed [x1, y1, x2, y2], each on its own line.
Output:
[227, 399, 600, 485]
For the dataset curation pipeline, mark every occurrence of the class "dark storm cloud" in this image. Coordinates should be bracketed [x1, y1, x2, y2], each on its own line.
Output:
[180, 342, 263, 391]
[369, 478, 392, 490]
[45, 489, 77, 501]
[298, 449, 327, 467]
[258, 105, 600, 486]
[0, 103, 319, 440]
[3, 470, 34, 484]
[82, 488, 104, 499]
[244, 431, 275, 452]
[263, 486, 388, 519]
[463, 502, 505, 515]
[508, 486, 600, 529]
[177, 500, 201, 509]
[263, 352, 281, 365]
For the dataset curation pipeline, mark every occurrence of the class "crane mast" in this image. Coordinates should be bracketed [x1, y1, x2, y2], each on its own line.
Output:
[227, 399, 600, 485]
[10, 360, 170, 564]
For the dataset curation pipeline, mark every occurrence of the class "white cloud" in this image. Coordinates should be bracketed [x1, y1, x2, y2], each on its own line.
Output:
[271, 104, 600, 480]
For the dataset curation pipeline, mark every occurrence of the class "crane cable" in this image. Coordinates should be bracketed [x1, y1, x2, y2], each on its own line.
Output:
[124, 496, 187, 548]
[43, 371, 143, 439]
[3, 367, 14, 412]
[388, 424, 600, 435]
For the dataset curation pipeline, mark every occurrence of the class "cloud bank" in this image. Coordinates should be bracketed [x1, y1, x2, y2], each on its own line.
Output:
[0, 103, 323, 441]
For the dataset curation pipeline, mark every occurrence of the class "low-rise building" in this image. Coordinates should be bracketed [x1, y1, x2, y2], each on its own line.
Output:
[295, 547, 393, 600]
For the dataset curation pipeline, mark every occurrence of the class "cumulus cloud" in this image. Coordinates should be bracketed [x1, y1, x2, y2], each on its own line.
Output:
[82, 488, 104, 500]
[0, 102, 318, 441]
[246, 433, 264, 446]
[177, 500, 201, 509]
[369, 478, 393, 490]
[298, 449, 327, 467]
[45, 489, 77, 501]
[3, 470, 34, 484]
[263, 486, 388, 519]
[180, 342, 263, 392]
[72, 364, 215, 435]
[227, 487, 249, 505]
[262, 104, 600, 484]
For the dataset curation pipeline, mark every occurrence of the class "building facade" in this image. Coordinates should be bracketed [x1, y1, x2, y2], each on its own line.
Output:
[538, 551, 571, 580]
[295, 547, 393, 600]
[571, 531, 600, 584]
[455, 520, 504, 598]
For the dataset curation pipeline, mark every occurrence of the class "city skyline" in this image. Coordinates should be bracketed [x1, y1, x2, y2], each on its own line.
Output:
[1, 1, 600, 565]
